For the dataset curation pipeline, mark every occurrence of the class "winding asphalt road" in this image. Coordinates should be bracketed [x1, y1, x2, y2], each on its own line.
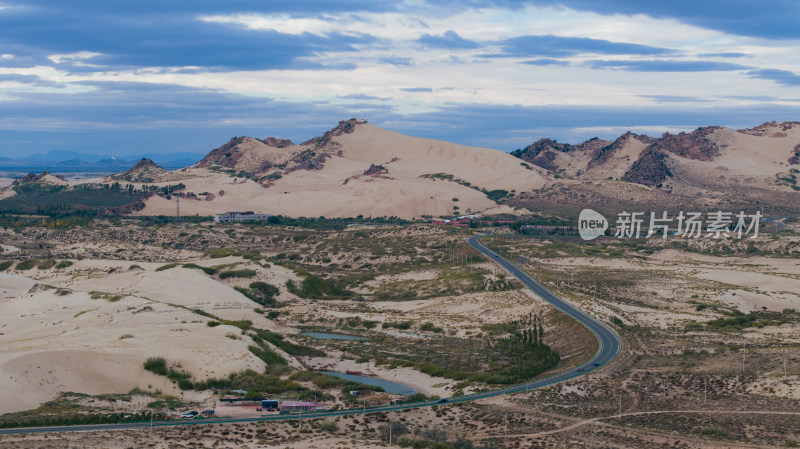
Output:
[0, 235, 622, 435]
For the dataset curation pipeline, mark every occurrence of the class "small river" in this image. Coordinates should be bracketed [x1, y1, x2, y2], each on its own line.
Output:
[318, 372, 418, 396]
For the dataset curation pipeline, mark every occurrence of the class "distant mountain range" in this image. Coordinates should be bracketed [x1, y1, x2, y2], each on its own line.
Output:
[3, 119, 798, 218]
[0, 150, 205, 172]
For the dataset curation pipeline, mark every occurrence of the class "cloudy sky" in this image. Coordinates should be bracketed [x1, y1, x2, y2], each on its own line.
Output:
[1, 0, 799, 158]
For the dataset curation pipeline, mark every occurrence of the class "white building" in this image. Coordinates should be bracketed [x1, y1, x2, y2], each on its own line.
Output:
[213, 211, 271, 223]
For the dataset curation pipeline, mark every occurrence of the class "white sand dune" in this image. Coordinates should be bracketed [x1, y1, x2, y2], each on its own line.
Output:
[0, 263, 299, 414]
[134, 122, 546, 219]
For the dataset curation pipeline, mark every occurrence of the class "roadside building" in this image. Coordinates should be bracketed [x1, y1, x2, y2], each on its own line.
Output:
[279, 402, 325, 413]
[213, 211, 270, 223]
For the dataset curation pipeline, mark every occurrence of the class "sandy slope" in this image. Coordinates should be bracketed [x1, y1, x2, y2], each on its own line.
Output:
[134, 123, 546, 219]
[666, 126, 800, 195]
[0, 260, 303, 414]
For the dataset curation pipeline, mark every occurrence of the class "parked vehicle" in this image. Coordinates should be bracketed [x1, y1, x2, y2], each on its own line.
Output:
[201, 410, 215, 416]
[437, 398, 449, 403]
[180, 411, 198, 419]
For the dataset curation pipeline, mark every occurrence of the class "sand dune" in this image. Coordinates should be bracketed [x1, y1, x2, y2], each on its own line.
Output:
[0, 261, 301, 414]
[134, 122, 545, 219]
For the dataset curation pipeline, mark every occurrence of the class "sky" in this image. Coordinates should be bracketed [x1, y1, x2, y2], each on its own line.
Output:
[0, 0, 799, 158]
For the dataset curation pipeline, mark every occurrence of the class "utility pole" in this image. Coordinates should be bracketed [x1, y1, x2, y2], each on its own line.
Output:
[503, 413, 508, 443]
[618, 391, 622, 419]
[704, 377, 707, 405]
[784, 350, 787, 378]
[742, 340, 746, 375]
[149, 409, 153, 440]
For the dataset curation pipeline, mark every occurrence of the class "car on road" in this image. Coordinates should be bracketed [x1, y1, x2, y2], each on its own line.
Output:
[180, 411, 198, 419]
[576, 367, 584, 372]
[593, 362, 600, 367]
[437, 398, 448, 403]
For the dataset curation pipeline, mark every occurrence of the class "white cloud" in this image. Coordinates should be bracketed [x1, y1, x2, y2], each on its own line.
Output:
[47, 51, 102, 65]
[1, 4, 795, 118]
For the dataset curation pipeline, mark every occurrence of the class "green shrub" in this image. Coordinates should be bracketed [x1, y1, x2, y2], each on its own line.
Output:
[181, 263, 217, 275]
[37, 259, 57, 270]
[243, 281, 280, 306]
[484, 189, 509, 202]
[420, 322, 444, 333]
[206, 248, 262, 260]
[700, 425, 729, 437]
[248, 345, 288, 366]
[155, 263, 180, 272]
[143, 357, 168, 376]
[207, 320, 221, 327]
[54, 260, 73, 269]
[317, 420, 338, 432]
[0, 261, 14, 271]
[404, 393, 428, 403]
[15, 259, 39, 270]
[384, 321, 413, 330]
[177, 379, 194, 390]
[285, 272, 350, 299]
[250, 328, 324, 357]
[219, 269, 257, 279]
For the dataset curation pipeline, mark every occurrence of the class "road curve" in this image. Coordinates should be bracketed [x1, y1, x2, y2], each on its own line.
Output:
[0, 235, 621, 435]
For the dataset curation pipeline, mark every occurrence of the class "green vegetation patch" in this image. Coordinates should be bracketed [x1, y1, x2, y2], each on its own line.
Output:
[219, 269, 257, 279]
[155, 262, 180, 272]
[0, 396, 157, 429]
[89, 291, 123, 302]
[181, 263, 217, 275]
[142, 357, 194, 390]
[286, 270, 352, 299]
[375, 314, 559, 385]
[54, 260, 73, 269]
[235, 281, 280, 307]
[15, 259, 39, 270]
[206, 248, 262, 260]
[0, 181, 184, 217]
[36, 259, 57, 270]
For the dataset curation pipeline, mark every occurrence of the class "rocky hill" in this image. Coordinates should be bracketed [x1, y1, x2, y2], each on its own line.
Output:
[507, 121, 800, 214]
[133, 119, 546, 219]
[111, 158, 171, 183]
[82, 119, 800, 218]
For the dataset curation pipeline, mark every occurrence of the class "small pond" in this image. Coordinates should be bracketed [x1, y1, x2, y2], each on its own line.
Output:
[301, 332, 368, 341]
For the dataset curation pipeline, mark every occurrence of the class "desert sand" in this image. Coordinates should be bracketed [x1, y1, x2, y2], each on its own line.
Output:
[132, 122, 546, 219]
[0, 258, 309, 414]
